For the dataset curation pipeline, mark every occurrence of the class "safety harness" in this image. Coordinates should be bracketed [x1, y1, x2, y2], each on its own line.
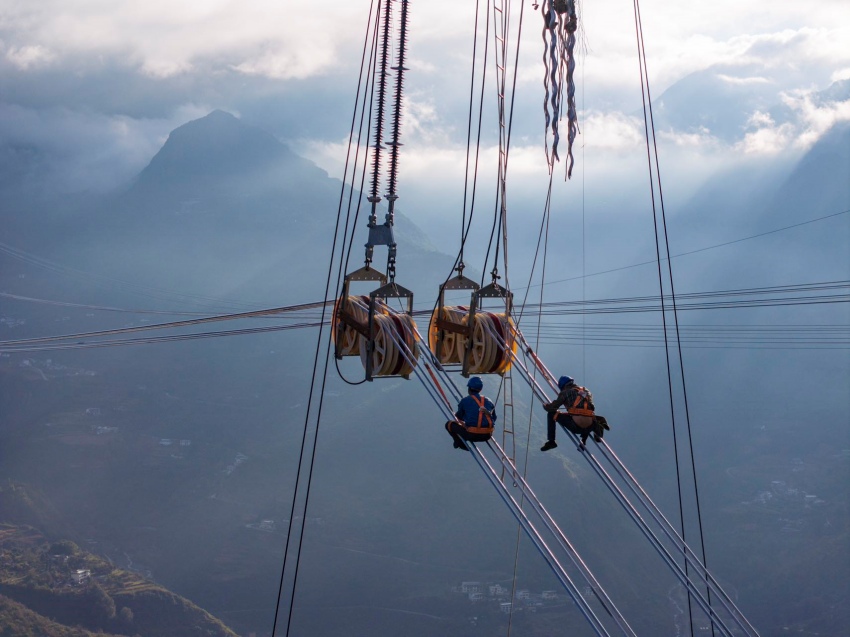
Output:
[465, 394, 495, 434]
[567, 386, 595, 418]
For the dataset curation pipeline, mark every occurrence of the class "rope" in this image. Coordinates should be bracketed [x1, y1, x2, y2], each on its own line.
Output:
[377, 318, 620, 637]
[508, 168, 554, 637]
[4, 280, 844, 353]
[271, 3, 383, 634]
[632, 1, 712, 631]
[0, 302, 328, 348]
[496, 327, 760, 636]
[0, 292, 224, 316]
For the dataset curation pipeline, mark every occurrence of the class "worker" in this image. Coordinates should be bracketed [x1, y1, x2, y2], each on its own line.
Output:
[445, 376, 497, 451]
[540, 375, 604, 450]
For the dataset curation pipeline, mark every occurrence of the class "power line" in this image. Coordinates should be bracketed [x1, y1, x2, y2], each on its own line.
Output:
[0, 240, 266, 312]
[2, 280, 846, 351]
[0, 301, 329, 348]
[517, 208, 850, 291]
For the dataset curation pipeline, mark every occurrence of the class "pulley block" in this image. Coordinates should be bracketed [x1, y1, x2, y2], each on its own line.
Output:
[429, 306, 516, 375]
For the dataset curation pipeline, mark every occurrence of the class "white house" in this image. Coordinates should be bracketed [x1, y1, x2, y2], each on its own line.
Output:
[71, 569, 91, 584]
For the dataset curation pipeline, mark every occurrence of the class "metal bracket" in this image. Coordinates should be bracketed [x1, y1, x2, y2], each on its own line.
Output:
[366, 280, 414, 381]
[460, 282, 513, 377]
[334, 267, 388, 361]
[433, 274, 479, 367]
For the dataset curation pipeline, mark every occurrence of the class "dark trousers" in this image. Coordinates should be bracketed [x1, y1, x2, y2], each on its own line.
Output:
[446, 421, 491, 444]
[546, 411, 591, 442]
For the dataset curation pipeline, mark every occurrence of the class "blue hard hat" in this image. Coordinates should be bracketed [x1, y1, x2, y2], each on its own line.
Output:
[558, 375, 574, 389]
[467, 376, 484, 391]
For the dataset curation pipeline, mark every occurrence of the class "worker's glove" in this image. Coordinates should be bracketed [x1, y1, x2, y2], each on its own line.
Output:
[596, 415, 610, 430]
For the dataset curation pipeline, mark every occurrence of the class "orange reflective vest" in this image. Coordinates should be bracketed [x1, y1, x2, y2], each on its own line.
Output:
[567, 386, 595, 418]
[465, 394, 495, 435]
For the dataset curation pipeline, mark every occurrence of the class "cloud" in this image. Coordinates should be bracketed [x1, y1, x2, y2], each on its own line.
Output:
[734, 89, 850, 155]
[716, 74, 771, 86]
[737, 121, 796, 155]
[1, 0, 848, 198]
[832, 68, 850, 83]
[0, 0, 367, 80]
[0, 103, 211, 193]
[784, 90, 850, 149]
[4, 43, 55, 69]
[581, 111, 644, 151]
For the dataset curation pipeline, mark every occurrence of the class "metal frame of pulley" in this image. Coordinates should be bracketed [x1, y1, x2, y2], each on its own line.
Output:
[365, 278, 414, 381]
[333, 266, 416, 381]
[461, 281, 513, 378]
[333, 266, 386, 360]
[431, 274, 480, 368]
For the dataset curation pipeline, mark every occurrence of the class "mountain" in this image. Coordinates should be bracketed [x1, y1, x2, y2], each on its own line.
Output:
[653, 70, 850, 143]
[44, 110, 453, 305]
[130, 110, 329, 200]
[768, 119, 850, 215]
[0, 524, 237, 637]
[653, 66, 779, 140]
[1, 111, 848, 636]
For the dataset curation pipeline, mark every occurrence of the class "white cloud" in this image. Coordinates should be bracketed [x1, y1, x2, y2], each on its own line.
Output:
[658, 126, 719, 149]
[783, 90, 850, 149]
[737, 122, 796, 155]
[581, 111, 644, 151]
[832, 68, 850, 83]
[716, 74, 771, 86]
[747, 111, 775, 128]
[0, 103, 211, 192]
[2, 1, 847, 88]
[4, 43, 55, 69]
[0, 0, 367, 78]
[734, 89, 850, 155]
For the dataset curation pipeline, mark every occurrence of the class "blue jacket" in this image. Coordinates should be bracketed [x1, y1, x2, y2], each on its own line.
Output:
[455, 392, 497, 430]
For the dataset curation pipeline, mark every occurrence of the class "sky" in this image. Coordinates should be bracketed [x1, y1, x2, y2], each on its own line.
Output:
[2, 0, 849, 199]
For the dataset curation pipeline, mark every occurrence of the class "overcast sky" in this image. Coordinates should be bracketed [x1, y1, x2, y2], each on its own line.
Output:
[1, 0, 849, 196]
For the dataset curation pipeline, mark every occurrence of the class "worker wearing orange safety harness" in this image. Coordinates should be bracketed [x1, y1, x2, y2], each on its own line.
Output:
[445, 376, 497, 451]
[541, 375, 607, 451]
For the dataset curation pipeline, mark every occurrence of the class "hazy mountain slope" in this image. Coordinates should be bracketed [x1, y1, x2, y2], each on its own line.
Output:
[0, 524, 238, 637]
[1, 593, 122, 637]
[26, 110, 455, 306]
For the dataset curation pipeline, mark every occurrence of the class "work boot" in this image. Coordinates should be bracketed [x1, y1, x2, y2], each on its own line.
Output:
[593, 432, 603, 443]
[540, 440, 558, 451]
[453, 440, 469, 451]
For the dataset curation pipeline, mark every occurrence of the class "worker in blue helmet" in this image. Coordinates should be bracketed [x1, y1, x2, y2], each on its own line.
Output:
[541, 375, 606, 450]
[445, 376, 497, 451]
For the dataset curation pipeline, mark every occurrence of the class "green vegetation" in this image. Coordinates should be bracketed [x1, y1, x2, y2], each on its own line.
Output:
[0, 524, 237, 637]
[0, 594, 124, 637]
